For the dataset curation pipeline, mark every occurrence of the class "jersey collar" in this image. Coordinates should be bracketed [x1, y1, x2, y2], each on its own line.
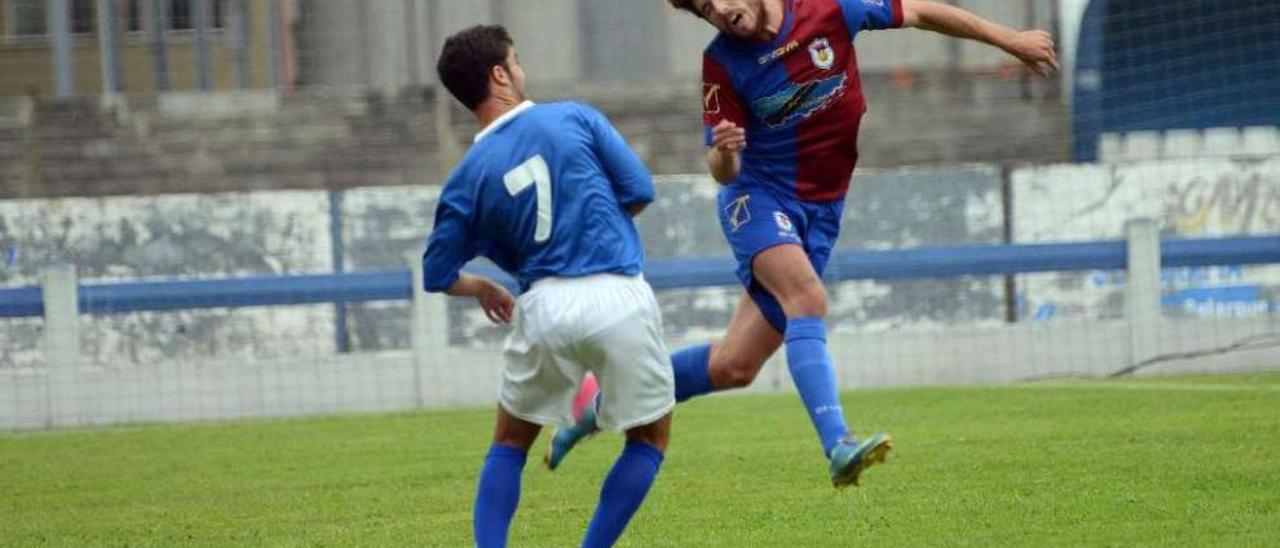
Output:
[474, 100, 536, 143]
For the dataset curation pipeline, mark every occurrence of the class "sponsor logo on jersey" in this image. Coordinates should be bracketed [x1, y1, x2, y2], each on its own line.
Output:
[808, 37, 834, 70]
[751, 73, 847, 128]
[725, 195, 752, 232]
[758, 39, 800, 65]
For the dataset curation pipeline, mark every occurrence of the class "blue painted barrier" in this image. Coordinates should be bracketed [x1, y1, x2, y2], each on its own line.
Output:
[1, 236, 1276, 318]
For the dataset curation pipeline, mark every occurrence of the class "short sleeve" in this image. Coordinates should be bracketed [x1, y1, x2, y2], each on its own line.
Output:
[702, 54, 749, 146]
[421, 178, 478, 293]
[580, 105, 655, 208]
[837, 0, 904, 35]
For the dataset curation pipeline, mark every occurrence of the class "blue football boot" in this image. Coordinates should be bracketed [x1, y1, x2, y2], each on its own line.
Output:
[828, 432, 893, 489]
[544, 397, 600, 471]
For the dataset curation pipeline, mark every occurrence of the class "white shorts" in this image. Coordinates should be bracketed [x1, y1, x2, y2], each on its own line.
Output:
[499, 273, 675, 432]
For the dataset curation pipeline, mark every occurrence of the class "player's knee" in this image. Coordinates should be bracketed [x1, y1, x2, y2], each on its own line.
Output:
[711, 355, 763, 388]
[781, 280, 828, 318]
[625, 414, 670, 451]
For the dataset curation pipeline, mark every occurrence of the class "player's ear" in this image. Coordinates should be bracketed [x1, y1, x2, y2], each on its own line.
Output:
[490, 64, 512, 87]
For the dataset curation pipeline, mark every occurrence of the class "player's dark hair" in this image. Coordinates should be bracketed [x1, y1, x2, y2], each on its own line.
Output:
[668, 0, 699, 16]
[436, 25, 514, 111]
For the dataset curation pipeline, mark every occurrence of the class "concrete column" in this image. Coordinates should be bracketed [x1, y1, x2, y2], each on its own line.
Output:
[42, 264, 80, 368]
[356, 1, 373, 87]
[408, 253, 448, 408]
[1125, 218, 1161, 368]
[194, 0, 213, 90]
[404, 0, 422, 86]
[268, 0, 284, 89]
[151, 0, 170, 91]
[51, 0, 75, 98]
[229, 0, 251, 89]
[97, 0, 121, 94]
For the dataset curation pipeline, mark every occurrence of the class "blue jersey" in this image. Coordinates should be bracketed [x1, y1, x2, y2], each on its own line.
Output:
[422, 101, 654, 293]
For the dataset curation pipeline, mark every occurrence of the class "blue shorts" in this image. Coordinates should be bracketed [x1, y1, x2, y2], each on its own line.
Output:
[716, 185, 844, 333]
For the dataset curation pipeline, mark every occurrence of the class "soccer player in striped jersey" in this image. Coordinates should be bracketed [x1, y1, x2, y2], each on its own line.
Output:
[425, 25, 675, 547]
[549, 0, 1057, 489]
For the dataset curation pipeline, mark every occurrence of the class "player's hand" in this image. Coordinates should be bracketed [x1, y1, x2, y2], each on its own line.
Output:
[710, 120, 747, 154]
[476, 280, 515, 325]
[1005, 30, 1059, 78]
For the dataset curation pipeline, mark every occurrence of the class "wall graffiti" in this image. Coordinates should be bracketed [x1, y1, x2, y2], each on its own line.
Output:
[1013, 158, 1280, 322]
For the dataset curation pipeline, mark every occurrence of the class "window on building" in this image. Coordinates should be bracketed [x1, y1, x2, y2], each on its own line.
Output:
[169, 0, 225, 31]
[6, 0, 98, 37]
[125, 0, 144, 33]
[9, 0, 47, 36]
[69, 0, 95, 33]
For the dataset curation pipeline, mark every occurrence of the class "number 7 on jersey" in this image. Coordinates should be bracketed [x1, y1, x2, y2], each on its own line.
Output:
[503, 155, 553, 243]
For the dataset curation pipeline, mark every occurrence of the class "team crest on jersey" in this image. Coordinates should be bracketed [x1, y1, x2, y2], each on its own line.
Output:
[725, 195, 752, 232]
[773, 211, 794, 231]
[808, 37, 835, 70]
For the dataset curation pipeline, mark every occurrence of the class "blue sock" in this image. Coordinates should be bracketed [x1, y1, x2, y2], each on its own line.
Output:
[671, 344, 713, 402]
[582, 441, 665, 548]
[784, 317, 851, 458]
[474, 444, 527, 548]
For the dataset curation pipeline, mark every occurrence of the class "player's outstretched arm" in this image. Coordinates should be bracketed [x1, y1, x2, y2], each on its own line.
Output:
[900, 0, 1059, 77]
[445, 273, 515, 325]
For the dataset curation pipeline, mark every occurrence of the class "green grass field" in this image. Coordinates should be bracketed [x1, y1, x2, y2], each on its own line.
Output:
[3, 373, 1278, 547]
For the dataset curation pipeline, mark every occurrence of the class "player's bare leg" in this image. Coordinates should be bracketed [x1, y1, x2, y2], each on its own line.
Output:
[753, 244, 892, 488]
[582, 413, 671, 547]
[474, 406, 542, 547]
[706, 292, 784, 389]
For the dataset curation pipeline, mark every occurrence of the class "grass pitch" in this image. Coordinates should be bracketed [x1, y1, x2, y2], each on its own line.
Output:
[2, 373, 1278, 546]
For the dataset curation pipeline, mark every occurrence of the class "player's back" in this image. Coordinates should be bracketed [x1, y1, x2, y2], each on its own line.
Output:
[427, 101, 653, 291]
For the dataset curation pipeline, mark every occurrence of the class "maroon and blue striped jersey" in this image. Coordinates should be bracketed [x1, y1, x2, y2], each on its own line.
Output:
[702, 0, 903, 203]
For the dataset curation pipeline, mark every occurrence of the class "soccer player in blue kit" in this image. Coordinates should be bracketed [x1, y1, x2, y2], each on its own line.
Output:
[549, 0, 1058, 489]
[423, 25, 675, 547]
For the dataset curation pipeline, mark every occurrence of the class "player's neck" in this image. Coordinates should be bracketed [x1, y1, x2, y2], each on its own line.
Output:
[474, 93, 525, 131]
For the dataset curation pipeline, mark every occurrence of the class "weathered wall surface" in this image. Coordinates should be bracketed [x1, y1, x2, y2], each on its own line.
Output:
[1014, 158, 1280, 322]
[2, 159, 1276, 371]
[1, 167, 1007, 365]
[0, 190, 334, 368]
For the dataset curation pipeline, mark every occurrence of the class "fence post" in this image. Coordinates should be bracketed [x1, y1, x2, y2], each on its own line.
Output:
[407, 252, 448, 408]
[43, 264, 80, 368]
[1124, 219, 1161, 369]
[42, 264, 80, 427]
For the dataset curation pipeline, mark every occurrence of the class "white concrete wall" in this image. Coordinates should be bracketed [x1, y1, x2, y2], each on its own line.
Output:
[6, 315, 1277, 430]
